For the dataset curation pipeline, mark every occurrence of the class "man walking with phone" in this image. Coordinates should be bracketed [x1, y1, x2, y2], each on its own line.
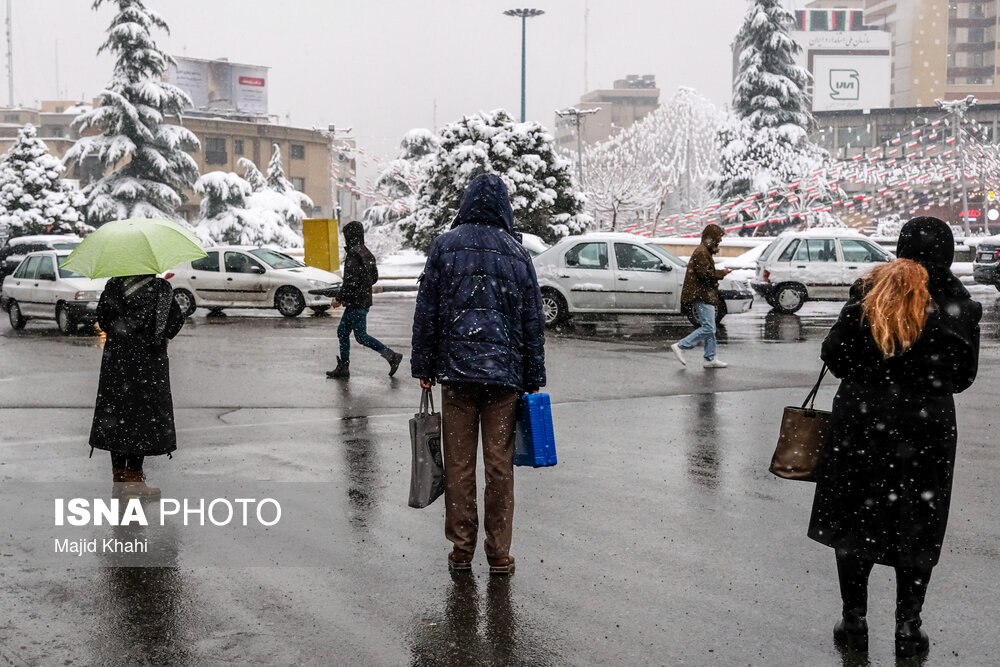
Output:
[672, 223, 731, 369]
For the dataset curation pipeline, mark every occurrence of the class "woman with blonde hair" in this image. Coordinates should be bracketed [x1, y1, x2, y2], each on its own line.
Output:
[808, 217, 980, 658]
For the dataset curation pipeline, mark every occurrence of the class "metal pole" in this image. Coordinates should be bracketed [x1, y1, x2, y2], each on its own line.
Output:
[520, 15, 526, 122]
[6, 0, 13, 107]
[575, 114, 584, 184]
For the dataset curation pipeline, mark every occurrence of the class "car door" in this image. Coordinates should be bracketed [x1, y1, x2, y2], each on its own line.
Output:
[612, 242, 678, 312]
[5, 255, 39, 313]
[188, 251, 226, 304]
[559, 241, 614, 311]
[223, 251, 268, 305]
[790, 237, 840, 297]
[839, 238, 890, 294]
[28, 254, 59, 318]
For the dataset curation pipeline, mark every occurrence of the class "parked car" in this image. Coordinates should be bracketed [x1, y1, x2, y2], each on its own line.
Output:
[533, 232, 754, 327]
[751, 229, 892, 314]
[164, 246, 343, 317]
[1, 250, 106, 333]
[972, 235, 1000, 290]
[0, 234, 82, 281]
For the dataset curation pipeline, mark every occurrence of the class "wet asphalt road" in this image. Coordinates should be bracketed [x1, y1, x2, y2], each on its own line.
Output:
[1, 292, 999, 666]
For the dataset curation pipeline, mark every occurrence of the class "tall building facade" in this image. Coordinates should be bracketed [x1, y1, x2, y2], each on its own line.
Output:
[863, 0, 1000, 106]
[554, 75, 659, 149]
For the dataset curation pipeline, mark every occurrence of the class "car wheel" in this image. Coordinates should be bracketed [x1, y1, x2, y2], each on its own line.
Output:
[56, 303, 78, 335]
[8, 299, 25, 329]
[173, 289, 197, 317]
[541, 289, 568, 327]
[772, 284, 807, 314]
[715, 300, 728, 325]
[275, 286, 306, 317]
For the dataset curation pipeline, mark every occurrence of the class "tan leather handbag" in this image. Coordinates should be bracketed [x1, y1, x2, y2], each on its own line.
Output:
[769, 366, 831, 482]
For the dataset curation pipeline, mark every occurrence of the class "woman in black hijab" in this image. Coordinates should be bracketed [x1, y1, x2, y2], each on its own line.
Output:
[808, 217, 981, 658]
[90, 274, 184, 500]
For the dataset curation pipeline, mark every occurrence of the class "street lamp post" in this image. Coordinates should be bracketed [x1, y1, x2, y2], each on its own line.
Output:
[936, 95, 977, 237]
[504, 8, 544, 122]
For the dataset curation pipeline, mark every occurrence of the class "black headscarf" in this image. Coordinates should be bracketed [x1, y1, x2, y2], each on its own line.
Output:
[896, 216, 969, 302]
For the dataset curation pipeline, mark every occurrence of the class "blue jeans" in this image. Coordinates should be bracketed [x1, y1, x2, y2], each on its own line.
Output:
[338, 307, 387, 361]
[678, 303, 717, 361]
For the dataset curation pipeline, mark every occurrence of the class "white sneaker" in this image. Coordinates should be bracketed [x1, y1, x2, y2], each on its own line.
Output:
[670, 343, 687, 366]
[703, 358, 728, 369]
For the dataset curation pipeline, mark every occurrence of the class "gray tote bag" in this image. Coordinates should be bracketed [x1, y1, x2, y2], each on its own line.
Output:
[408, 388, 445, 508]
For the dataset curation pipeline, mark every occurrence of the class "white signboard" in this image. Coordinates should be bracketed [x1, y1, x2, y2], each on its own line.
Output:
[812, 54, 891, 111]
[166, 57, 269, 116]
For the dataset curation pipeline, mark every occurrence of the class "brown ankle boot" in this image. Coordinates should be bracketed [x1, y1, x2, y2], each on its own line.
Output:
[115, 470, 161, 502]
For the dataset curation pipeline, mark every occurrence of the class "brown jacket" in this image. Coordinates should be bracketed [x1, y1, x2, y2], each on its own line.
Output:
[681, 224, 728, 306]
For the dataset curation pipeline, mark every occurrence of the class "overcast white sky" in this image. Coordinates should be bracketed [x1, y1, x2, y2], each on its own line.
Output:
[10, 0, 751, 161]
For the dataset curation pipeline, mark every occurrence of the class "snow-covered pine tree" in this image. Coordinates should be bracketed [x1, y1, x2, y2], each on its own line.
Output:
[363, 128, 438, 228]
[194, 171, 300, 247]
[264, 143, 314, 224]
[715, 0, 826, 202]
[239, 157, 268, 192]
[400, 110, 589, 251]
[0, 124, 88, 238]
[64, 0, 200, 224]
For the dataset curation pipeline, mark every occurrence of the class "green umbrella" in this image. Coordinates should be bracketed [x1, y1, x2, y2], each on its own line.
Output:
[61, 217, 208, 279]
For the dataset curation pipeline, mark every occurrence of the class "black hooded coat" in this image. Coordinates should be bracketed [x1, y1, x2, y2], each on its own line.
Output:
[338, 221, 379, 309]
[808, 217, 981, 567]
[410, 174, 545, 391]
[90, 276, 185, 457]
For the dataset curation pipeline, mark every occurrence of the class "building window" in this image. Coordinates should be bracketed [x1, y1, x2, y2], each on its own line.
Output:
[948, 51, 957, 67]
[809, 10, 829, 31]
[971, 51, 986, 67]
[291, 177, 305, 192]
[970, 3, 987, 19]
[234, 139, 244, 156]
[3, 113, 18, 122]
[969, 27, 986, 43]
[291, 144, 305, 160]
[205, 137, 227, 165]
[949, 26, 958, 44]
[55, 106, 65, 113]
[832, 10, 846, 31]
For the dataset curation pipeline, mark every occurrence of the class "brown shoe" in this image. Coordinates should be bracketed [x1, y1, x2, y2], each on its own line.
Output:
[447, 550, 473, 572]
[488, 556, 515, 576]
[113, 470, 161, 502]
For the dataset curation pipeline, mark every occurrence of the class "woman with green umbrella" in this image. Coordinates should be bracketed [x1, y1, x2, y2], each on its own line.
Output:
[63, 218, 206, 500]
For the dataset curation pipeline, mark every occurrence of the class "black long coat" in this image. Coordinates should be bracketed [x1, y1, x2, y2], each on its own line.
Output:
[807, 277, 980, 567]
[90, 276, 184, 457]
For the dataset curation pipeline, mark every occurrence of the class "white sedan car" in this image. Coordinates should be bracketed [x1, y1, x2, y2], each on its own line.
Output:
[533, 232, 754, 327]
[1, 250, 106, 334]
[164, 246, 342, 317]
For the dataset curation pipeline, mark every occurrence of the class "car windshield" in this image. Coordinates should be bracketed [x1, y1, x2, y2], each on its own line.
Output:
[57, 255, 84, 278]
[249, 248, 303, 269]
[643, 243, 687, 267]
[52, 242, 80, 251]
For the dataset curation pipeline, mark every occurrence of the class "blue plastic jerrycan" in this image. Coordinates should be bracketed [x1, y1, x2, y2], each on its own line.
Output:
[514, 393, 557, 467]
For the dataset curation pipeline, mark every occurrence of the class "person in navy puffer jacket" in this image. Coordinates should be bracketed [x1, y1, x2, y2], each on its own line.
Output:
[411, 173, 546, 575]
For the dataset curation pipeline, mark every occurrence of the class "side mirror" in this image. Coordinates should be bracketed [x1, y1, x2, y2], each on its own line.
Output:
[38, 271, 56, 281]
[250, 265, 265, 274]
[660, 263, 672, 272]
[565, 257, 579, 267]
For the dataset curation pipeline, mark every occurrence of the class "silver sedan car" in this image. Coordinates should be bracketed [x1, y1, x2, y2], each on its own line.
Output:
[533, 233, 754, 327]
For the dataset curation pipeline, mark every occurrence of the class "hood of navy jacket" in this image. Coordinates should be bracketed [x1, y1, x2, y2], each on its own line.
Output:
[451, 174, 517, 238]
[342, 220, 365, 250]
